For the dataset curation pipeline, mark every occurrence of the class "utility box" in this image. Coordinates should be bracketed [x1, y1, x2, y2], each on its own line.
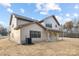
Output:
[26, 38, 32, 44]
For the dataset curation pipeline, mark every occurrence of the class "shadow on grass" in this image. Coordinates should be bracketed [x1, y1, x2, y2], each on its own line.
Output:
[22, 43, 35, 45]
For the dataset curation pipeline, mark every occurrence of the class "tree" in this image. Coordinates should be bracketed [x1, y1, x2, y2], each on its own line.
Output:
[0, 24, 8, 36]
[0, 24, 4, 32]
[64, 21, 73, 32]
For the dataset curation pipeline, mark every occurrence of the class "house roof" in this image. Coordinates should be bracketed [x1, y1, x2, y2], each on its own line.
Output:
[39, 15, 60, 26]
[9, 13, 39, 25]
[10, 13, 60, 26]
[14, 22, 46, 30]
[46, 28, 61, 32]
[14, 21, 61, 32]
[10, 13, 61, 32]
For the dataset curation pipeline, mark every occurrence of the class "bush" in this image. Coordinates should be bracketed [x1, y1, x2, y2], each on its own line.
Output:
[0, 28, 8, 36]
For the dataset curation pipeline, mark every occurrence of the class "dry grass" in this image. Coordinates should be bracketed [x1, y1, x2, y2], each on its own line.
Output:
[0, 37, 79, 56]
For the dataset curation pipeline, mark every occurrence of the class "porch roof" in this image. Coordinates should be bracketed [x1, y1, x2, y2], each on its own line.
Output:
[14, 21, 61, 33]
[46, 28, 62, 32]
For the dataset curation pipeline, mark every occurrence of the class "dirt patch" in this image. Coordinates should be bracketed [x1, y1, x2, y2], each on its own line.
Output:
[0, 37, 79, 56]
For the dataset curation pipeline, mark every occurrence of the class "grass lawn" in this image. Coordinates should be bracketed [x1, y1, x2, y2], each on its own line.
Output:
[0, 37, 79, 56]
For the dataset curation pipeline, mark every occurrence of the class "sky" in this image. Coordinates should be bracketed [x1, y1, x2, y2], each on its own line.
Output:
[0, 3, 79, 27]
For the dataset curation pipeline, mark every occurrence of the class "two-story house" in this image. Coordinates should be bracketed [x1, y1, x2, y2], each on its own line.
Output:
[9, 13, 61, 44]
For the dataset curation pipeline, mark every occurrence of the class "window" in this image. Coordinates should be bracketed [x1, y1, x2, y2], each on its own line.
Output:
[55, 25, 57, 27]
[46, 24, 52, 28]
[30, 31, 41, 38]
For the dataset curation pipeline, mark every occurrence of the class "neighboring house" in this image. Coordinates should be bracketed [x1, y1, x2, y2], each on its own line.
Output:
[71, 20, 79, 33]
[9, 13, 61, 44]
[72, 25, 79, 33]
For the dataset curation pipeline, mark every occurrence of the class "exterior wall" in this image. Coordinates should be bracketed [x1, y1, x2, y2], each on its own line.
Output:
[10, 15, 21, 44]
[47, 31, 59, 41]
[10, 28, 21, 44]
[11, 15, 18, 28]
[41, 17, 60, 30]
[20, 23, 48, 44]
[72, 27, 79, 33]
[10, 15, 60, 44]
[17, 19, 30, 26]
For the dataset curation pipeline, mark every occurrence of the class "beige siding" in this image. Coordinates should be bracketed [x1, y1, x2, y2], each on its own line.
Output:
[20, 23, 47, 44]
[46, 31, 58, 42]
[51, 32, 58, 41]
[10, 15, 59, 44]
[41, 17, 60, 30]
[11, 15, 18, 28]
[10, 28, 21, 44]
[17, 19, 30, 26]
[10, 15, 21, 44]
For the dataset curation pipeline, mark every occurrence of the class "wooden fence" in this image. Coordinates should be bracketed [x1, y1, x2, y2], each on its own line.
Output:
[60, 32, 79, 38]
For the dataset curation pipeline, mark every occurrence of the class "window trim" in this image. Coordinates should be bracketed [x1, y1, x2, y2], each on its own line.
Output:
[46, 23, 52, 28]
[30, 31, 41, 38]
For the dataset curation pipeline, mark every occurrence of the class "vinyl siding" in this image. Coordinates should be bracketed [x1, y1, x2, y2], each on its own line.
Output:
[20, 23, 47, 44]
[41, 17, 60, 30]
[10, 15, 21, 44]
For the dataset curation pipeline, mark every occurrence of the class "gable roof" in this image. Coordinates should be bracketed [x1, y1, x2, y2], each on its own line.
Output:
[9, 13, 61, 32]
[9, 13, 39, 25]
[10, 13, 60, 26]
[14, 21, 61, 32]
[14, 22, 46, 30]
[52, 16, 60, 26]
[39, 15, 60, 26]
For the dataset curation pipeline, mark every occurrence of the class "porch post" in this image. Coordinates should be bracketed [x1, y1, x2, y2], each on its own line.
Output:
[46, 30, 51, 41]
[47, 32, 49, 41]
[55, 32, 60, 41]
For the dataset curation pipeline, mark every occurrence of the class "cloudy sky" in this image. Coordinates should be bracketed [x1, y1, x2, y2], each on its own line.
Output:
[0, 3, 79, 27]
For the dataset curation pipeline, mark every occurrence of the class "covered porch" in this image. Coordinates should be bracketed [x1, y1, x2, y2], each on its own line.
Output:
[45, 29, 61, 41]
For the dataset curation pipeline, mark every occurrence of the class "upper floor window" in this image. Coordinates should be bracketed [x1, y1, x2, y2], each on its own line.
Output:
[46, 24, 52, 28]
